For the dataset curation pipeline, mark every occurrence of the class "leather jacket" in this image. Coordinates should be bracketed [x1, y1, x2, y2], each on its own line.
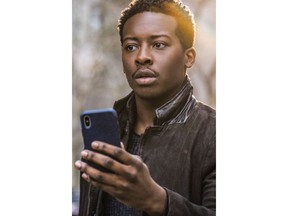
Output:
[78, 76, 216, 216]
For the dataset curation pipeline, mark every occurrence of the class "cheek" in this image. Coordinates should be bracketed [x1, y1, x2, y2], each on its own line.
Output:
[122, 55, 134, 74]
[161, 54, 185, 74]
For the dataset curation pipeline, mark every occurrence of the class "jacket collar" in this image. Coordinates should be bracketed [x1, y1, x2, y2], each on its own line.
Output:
[114, 75, 194, 126]
[154, 75, 194, 125]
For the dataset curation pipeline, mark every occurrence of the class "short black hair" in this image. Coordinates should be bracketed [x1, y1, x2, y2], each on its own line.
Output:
[118, 0, 196, 50]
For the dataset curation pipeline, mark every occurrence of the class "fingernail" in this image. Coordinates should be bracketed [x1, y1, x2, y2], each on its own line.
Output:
[82, 173, 89, 182]
[81, 151, 88, 158]
[75, 161, 81, 169]
[92, 141, 99, 148]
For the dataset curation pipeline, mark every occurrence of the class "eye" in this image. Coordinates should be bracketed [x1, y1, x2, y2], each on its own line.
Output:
[124, 44, 138, 52]
[153, 42, 166, 49]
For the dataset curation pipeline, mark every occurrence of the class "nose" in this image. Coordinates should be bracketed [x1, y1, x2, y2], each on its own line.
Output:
[135, 46, 153, 66]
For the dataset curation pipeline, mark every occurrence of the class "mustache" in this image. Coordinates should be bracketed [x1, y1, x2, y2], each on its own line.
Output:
[132, 67, 158, 79]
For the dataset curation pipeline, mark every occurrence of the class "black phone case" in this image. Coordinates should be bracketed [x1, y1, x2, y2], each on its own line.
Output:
[80, 108, 121, 172]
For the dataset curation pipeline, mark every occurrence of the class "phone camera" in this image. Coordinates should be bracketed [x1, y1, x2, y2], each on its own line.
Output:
[83, 115, 91, 128]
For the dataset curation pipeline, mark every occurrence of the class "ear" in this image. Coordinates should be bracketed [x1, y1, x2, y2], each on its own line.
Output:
[184, 47, 196, 68]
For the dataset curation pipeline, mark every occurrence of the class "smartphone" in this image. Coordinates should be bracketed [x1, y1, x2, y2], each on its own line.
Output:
[80, 108, 121, 172]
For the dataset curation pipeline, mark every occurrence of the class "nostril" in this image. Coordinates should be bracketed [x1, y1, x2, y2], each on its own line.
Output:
[135, 58, 152, 66]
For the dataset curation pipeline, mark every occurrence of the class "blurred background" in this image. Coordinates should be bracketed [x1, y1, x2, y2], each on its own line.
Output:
[72, 0, 215, 215]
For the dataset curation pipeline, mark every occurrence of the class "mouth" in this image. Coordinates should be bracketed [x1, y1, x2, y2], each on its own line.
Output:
[133, 68, 157, 85]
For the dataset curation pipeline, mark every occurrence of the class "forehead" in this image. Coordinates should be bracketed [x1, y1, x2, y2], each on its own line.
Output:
[122, 12, 178, 40]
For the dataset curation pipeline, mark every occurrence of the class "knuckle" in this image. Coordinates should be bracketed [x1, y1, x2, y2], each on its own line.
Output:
[93, 173, 104, 183]
[80, 162, 88, 172]
[142, 162, 148, 170]
[128, 169, 138, 182]
[103, 157, 114, 168]
[133, 156, 144, 170]
[87, 152, 95, 161]
[113, 147, 123, 158]
[100, 143, 106, 149]
[135, 155, 143, 162]
[119, 181, 129, 190]
[83, 151, 95, 161]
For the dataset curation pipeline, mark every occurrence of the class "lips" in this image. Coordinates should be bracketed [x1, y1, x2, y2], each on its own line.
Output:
[133, 68, 157, 85]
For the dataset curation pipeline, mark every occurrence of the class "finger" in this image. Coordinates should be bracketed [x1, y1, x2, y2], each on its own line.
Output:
[89, 178, 119, 197]
[120, 142, 125, 149]
[74, 160, 91, 173]
[77, 160, 118, 187]
[88, 174, 132, 202]
[74, 160, 82, 170]
[81, 149, 127, 176]
[91, 141, 140, 166]
[81, 148, 144, 182]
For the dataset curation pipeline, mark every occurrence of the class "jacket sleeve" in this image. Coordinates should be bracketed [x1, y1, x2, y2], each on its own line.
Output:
[164, 169, 215, 216]
[165, 135, 216, 216]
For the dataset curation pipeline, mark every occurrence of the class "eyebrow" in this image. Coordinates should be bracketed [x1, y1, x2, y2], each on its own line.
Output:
[123, 34, 171, 43]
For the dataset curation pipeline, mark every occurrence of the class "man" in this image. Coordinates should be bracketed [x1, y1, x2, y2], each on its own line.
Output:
[74, 0, 216, 215]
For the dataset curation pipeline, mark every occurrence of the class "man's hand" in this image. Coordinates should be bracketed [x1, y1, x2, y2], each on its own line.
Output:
[74, 141, 167, 216]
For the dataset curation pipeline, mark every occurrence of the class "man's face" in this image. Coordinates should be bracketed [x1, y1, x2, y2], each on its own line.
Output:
[122, 12, 193, 105]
